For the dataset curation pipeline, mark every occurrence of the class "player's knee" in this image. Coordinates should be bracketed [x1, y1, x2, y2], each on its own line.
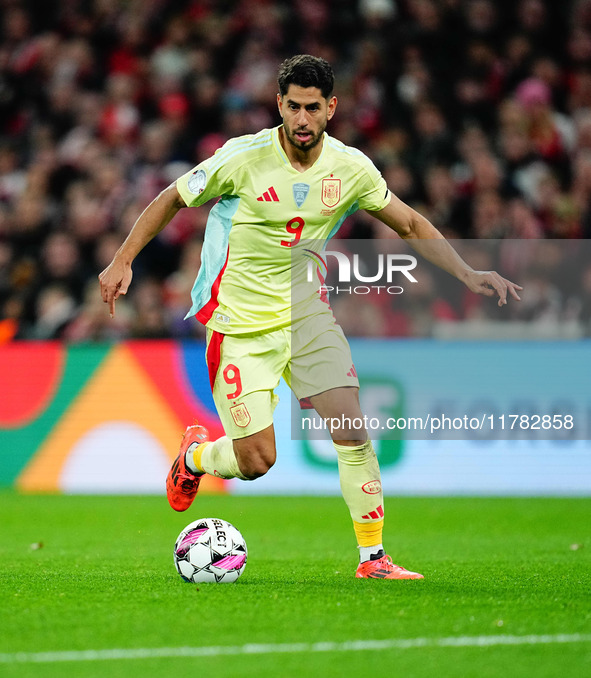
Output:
[242, 463, 272, 480]
[236, 443, 276, 479]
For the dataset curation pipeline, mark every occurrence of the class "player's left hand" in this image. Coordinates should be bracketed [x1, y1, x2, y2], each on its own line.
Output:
[465, 270, 523, 307]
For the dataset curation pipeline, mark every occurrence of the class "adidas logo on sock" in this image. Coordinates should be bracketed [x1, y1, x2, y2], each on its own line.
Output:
[362, 505, 384, 520]
[257, 187, 279, 202]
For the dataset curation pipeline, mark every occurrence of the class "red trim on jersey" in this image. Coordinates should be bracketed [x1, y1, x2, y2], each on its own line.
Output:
[206, 330, 225, 390]
[195, 249, 229, 325]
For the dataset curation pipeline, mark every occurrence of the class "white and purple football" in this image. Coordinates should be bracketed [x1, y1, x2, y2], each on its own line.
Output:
[173, 518, 247, 584]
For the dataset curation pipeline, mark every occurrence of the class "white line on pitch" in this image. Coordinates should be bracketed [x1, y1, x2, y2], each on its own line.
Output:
[1, 633, 590, 664]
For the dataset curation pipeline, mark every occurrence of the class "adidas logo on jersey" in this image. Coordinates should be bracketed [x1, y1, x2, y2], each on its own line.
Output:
[257, 187, 279, 202]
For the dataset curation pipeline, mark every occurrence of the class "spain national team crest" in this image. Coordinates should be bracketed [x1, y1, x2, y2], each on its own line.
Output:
[230, 403, 251, 428]
[321, 177, 341, 207]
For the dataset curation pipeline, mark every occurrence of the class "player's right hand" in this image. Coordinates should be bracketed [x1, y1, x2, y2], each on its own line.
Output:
[98, 259, 133, 318]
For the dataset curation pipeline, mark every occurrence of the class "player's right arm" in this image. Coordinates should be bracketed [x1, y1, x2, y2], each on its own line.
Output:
[99, 183, 186, 317]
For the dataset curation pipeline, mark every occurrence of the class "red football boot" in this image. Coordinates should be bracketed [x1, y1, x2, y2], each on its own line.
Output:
[356, 554, 424, 579]
[166, 424, 209, 512]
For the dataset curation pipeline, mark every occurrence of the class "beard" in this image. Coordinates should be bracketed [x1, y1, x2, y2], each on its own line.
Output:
[283, 120, 326, 152]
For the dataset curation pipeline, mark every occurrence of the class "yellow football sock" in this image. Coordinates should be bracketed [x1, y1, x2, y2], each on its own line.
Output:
[333, 440, 384, 548]
[193, 436, 249, 480]
[353, 519, 384, 547]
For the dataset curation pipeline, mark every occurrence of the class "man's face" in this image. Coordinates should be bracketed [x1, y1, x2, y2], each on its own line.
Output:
[277, 84, 337, 153]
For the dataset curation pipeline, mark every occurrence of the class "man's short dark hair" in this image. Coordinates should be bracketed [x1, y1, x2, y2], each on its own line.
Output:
[278, 55, 334, 99]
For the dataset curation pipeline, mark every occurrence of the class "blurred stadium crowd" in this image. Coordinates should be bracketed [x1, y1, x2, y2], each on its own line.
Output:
[1, 0, 591, 341]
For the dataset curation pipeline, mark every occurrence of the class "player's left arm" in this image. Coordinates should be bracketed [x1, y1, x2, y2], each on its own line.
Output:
[367, 193, 522, 306]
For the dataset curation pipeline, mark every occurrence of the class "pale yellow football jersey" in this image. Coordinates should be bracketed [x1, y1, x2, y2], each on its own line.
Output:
[176, 125, 390, 334]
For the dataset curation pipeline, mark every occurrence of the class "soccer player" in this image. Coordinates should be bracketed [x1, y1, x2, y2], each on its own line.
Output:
[99, 55, 522, 579]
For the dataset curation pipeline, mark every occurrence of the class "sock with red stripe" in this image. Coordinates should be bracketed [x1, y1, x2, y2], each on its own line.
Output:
[333, 440, 384, 553]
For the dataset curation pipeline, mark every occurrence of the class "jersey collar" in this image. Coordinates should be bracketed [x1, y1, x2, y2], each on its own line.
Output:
[272, 125, 327, 173]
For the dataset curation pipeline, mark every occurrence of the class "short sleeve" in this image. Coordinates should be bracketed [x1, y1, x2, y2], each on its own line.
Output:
[355, 157, 390, 212]
[176, 150, 236, 208]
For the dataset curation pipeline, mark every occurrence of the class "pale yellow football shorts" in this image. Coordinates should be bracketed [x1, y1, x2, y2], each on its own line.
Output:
[205, 311, 359, 439]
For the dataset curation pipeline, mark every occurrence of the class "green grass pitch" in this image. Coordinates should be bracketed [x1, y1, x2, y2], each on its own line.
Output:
[0, 492, 590, 678]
